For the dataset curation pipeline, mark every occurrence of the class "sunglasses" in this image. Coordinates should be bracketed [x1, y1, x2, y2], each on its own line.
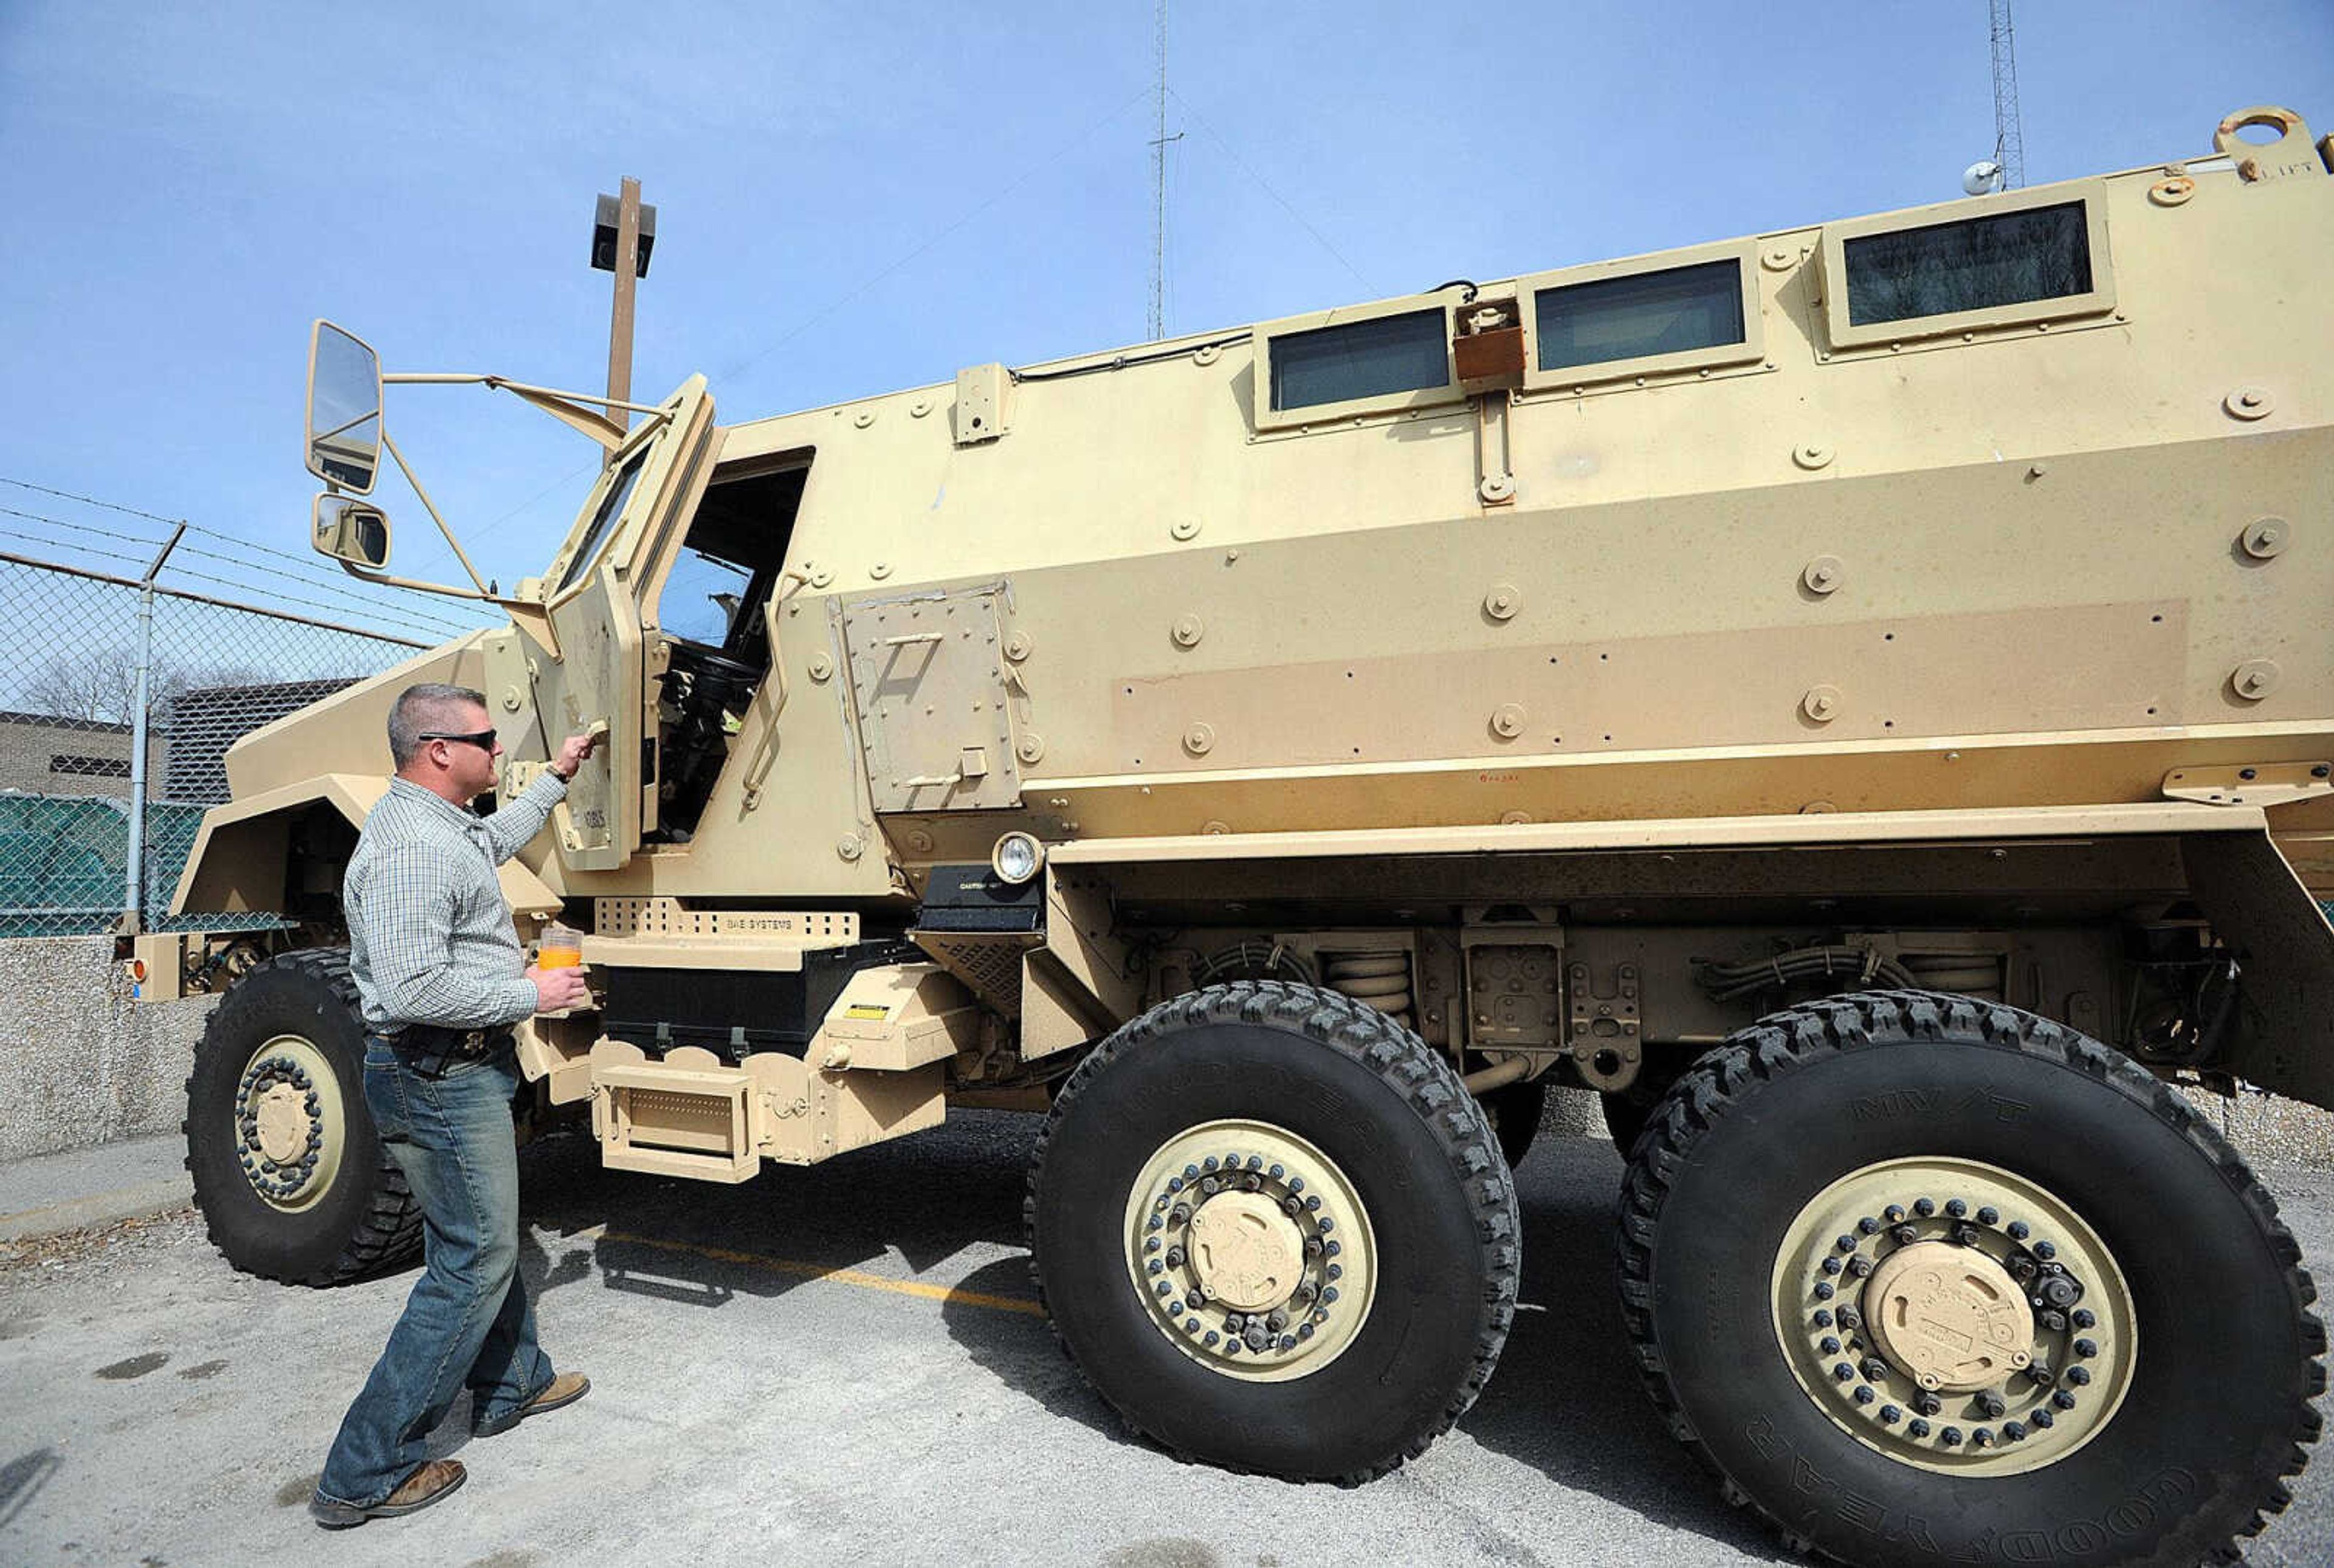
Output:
[419, 729, 499, 752]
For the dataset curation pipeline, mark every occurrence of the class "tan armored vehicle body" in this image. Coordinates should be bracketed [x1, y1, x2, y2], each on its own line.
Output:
[156, 107, 2330, 1566]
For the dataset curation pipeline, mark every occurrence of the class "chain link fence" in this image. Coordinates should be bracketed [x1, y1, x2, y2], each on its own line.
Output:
[0, 552, 436, 937]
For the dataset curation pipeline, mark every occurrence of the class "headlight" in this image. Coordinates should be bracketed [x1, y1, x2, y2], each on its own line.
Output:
[991, 831, 1045, 885]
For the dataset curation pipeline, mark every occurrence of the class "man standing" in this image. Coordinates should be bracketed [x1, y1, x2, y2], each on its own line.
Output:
[311, 682, 599, 1527]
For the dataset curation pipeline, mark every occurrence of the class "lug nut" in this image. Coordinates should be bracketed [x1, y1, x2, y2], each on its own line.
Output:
[1853, 1386, 1876, 1405]
[2053, 1390, 2078, 1411]
[1245, 1155, 1262, 1171]
[1200, 1177, 1220, 1196]
[1976, 1206, 2000, 1226]
[1836, 1234, 1858, 1254]
[1184, 1164, 1200, 1178]
[1971, 1428, 1994, 1448]
[1848, 1255, 1873, 1278]
[1267, 1310, 1289, 1332]
[1268, 1163, 1284, 1179]
[1857, 1217, 1881, 1236]
[1814, 1281, 1835, 1301]
[1908, 1418, 1932, 1438]
[1822, 1257, 1843, 1276]
[1324, 1240, 1341, 1257]
[1243, 1174, 1262, 1192]
[1977, 1393, 2006, 1418]
[1837, 1306, 1863, 1331]
[2073, 1338, 2097, 1359]
[1317, 1216, 1335, 1234]
[1954, 1225, 1981, 1247]
[1878, 1405, 1901, 1425]
[1321, 1287, 1340, 1304]
[1833, 1363, 1856, 1383]
[1168, 1176, 1185, 1193]
[1861, 1358, 1889, 1383]
[1883, 1205, 1906, 1223]
[1203, 1332, 1219, 1347]
[1945, 1199, 1967, 1219]
[2071, 1307, 2096, 1329]
[1892, 1224, 1920, 1246]
[1186, 1290, 1205, 1310]
[1184, 1317, 1201, 1333]
[1297, 1322, 1314, 1340]
[2002, 1421, 2026, 1442]
[1940, 1427, 1964, 1446]
[2065, 1366, 2091, 1387]
[1203, 1156, 1219, 1172]
[1913, 1198, 1936, 1216]
[1326, 1263, 1342, 1281]
[2006, 1220, 2029, 1240]
[1282, 1197, 1303, 1217]
[2040, 1310, 2067, 1333]
[1914, 1393, 1941, 1417]
[1812, 1310, 1834, 1329]
[1304, 1195, 1322, 1212]
[2033, 1239, 2056, 1260]
[1287, 1177, 1305, 1194]
[1819, 1336, 1842, 1355]
[2028, 1363, 2054, 1387]
[2030, 1408, 2055, 1429]
[1278, 1335, 1297, 1351]
[1170, 1205, 1190, 1224]
[1303, 1237, 1323, 1258]
[1154, 1281, 1173, 1298]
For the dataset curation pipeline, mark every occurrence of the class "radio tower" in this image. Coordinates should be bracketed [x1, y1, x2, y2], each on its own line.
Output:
[1988, 1, 2026, 188]
[1148, 1, 1180, 340]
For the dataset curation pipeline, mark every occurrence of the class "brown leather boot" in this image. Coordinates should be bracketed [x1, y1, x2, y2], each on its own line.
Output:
[472, 1370, 591, 1437]
[308, 1459, 466, 1528]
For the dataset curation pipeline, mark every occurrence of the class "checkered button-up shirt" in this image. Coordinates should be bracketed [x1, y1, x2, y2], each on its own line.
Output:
[345, 772, 570, 1032]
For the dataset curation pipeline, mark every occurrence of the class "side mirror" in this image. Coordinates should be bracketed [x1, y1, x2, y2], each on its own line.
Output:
[313, 494, 391, 569]
[306, 321, 383, 494]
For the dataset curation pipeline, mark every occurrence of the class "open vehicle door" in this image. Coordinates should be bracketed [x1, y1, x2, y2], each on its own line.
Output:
[532, 376, 717, 870]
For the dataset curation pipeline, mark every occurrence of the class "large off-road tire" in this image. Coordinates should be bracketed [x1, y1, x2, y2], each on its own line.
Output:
[184, 949, 420, 1285]
[1620, 991, 2324, 1568]
[1027, 981, 1520, 1483]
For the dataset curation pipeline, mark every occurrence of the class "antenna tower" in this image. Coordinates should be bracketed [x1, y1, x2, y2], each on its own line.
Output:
[1148, 2, 1179, 340]
[1988, 1, 2026, 188]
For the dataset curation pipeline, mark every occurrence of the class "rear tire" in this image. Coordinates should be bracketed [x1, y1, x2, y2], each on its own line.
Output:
[1620, 992, 2323, 1568]
[1027, 981, 1519, 1482]
[184, 949, 419, 1285]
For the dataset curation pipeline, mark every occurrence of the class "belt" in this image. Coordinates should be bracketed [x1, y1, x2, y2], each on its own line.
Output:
[378, 1023, 513, 1059]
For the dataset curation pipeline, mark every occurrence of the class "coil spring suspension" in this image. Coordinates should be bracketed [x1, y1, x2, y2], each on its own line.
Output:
[1324, 951, 1414, 1031]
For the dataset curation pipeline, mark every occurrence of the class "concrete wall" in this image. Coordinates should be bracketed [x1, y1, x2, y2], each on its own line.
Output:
[0, 935, 213, 1161]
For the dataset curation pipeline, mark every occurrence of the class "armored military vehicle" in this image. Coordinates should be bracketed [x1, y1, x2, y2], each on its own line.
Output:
[148, 105, 2332, 1566]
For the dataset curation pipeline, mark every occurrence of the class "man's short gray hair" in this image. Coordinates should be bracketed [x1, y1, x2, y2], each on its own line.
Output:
[387, 683, 489, 769]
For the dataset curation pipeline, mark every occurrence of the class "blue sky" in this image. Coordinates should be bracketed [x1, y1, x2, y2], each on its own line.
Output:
[2, 1, 2329, 642]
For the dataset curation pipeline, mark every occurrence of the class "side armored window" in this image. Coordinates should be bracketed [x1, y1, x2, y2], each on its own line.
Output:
[1534, 260, 1744, 373]
[1844, 202, 2091, 326]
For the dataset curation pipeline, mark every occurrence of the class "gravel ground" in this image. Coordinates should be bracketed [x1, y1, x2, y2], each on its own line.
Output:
[0, 1117, 2327, 1568]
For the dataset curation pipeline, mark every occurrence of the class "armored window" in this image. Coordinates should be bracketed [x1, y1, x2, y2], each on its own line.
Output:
[1535, 260, 1744, 373]
[554, 448, 648, 594]
[1845, 202, 2091, 326]
[1820, 185, 2113, 350]
[1269, 308, 1450, 413]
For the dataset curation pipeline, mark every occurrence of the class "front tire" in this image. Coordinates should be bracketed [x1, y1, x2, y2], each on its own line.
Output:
[1027, 982, 1520, 1482]
[1620, 992, 2323, 1568]
[184, 949, 419, 1285]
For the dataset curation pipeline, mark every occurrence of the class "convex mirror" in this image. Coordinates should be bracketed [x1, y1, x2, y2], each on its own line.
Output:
[306, 320, 382, 493]
[313, 494, 391, 569]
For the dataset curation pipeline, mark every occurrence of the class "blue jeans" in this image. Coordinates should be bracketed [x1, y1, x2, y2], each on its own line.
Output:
[315, 1038, 554, 1509]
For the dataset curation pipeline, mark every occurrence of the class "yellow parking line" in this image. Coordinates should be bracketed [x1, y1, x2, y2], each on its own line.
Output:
[597, 1228, 1048, 1317]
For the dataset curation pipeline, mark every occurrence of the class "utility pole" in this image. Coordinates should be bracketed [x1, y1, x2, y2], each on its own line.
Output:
[591, 177, 658, 435]
[1988, 1, 2026, 189]
[1148, 2, 1182, 340]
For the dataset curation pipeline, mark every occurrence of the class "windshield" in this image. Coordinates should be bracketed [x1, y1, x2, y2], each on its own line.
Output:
[554, 450, 648, 594]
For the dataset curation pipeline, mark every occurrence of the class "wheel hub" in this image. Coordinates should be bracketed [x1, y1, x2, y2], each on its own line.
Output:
[233, 1034, 345, 1214]
[1123, 1118, 1376, 1384]
[1186, 1191, 1305, 1311]
[1864, 1240, 2034, 1393]
[1771, 1157, 2136, 1477]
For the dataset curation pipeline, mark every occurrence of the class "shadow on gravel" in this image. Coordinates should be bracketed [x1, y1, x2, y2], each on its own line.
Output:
[0, 1446, 61, 1530]
[1464, 1136, 1788, 1561]
[496, 1109, 1785, 1554]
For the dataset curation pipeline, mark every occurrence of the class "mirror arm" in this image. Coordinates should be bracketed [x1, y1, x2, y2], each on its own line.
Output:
[381, 373, 673, 452]
[382, 430, 492, 596]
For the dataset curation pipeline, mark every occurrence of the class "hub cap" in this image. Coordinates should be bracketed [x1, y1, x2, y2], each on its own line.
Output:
[1121, 1119, 1377, 1383]
[233, 1034, 345, 1214]
[1771, 1157, 2136, 1476]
